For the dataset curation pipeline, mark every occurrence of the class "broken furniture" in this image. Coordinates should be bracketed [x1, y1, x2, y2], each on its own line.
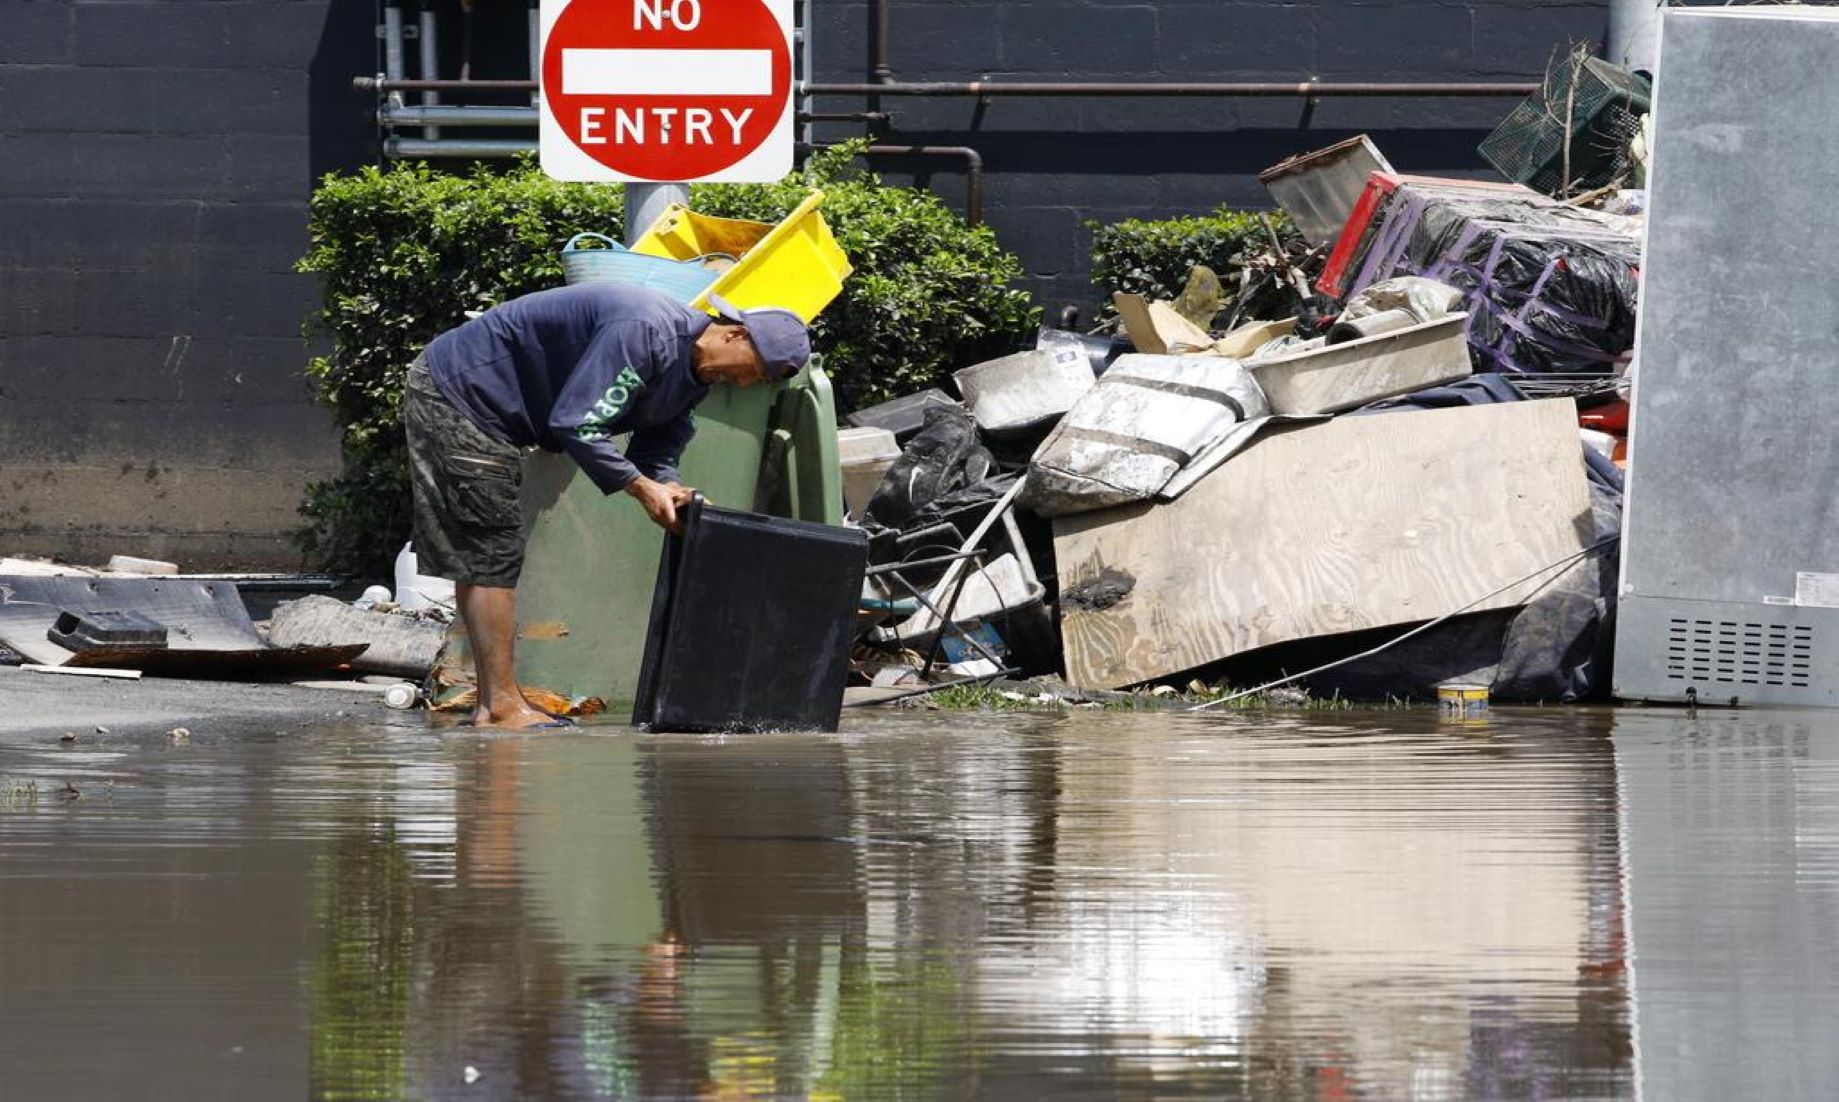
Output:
[1258, 134, 1396, 247]
[633, 499, 867, 733]
[1053, 399, 1595, 690]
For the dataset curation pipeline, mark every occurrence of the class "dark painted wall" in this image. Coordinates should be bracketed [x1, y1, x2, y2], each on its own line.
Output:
[0, 0, 372, 569]
[806, 0, 1611, 313]
[0, 0, 1608, 569]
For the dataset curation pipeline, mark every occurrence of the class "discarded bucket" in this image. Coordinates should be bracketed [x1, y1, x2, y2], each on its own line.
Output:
[628, 190, 852, 323]
[559, 232, 727, 301]
[1437, 683, 1490, 720]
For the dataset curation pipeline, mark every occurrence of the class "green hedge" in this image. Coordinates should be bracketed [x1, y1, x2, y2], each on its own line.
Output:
[1088, 207, 1303, 318]
[296, 144, 1037, 573]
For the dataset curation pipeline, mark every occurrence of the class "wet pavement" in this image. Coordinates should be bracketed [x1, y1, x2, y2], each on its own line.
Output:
[3, 692, 1838, 1100]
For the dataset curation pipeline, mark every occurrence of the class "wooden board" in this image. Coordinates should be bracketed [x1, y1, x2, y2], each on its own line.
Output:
[1053, 399, 1593, 689]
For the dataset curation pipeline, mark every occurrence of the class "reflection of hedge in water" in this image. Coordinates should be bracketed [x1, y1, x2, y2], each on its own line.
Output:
[296, 143, 1038, 575]
[309, 836, 415, 1102]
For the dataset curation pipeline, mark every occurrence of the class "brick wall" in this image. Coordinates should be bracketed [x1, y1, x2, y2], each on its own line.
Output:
[0, 0, 371, 569]
[808, 0, 1610, 313]
[0, 0, 1608, 569]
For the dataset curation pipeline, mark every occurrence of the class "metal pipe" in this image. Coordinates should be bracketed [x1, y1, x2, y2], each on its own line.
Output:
[527, 0, 541, 106]
[417, 0, 440, 139]
[359, 77, 1540, 98]
[798, 0, 816, 144]
[811, 143, 983, 225]
[380, 0, 407, 108]
[386, 137, 535, 158]
[382, 104, 538, 127]
[356, 77, 535, 91]
[805, 80, 1541, 97]
[872, 0, 893, 84]
[1606, 0, 1662, 73]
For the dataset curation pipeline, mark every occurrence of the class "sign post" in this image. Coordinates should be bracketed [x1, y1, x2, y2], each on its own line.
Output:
[538, 0, 794, 193]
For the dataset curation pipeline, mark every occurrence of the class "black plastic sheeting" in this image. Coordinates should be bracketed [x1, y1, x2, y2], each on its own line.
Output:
[1351, 188, 1641, 375]
[860, 404, 995, 532]
[633, 500, 867, 733]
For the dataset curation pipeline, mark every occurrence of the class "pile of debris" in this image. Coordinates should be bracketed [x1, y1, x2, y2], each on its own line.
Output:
[0, 551, 444, 708]
[852, 117, 1647, 705]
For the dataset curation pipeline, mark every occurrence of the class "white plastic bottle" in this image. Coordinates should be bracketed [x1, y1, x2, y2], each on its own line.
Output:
[394, 542, 456, 613]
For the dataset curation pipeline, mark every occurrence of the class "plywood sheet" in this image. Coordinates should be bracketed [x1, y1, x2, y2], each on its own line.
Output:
[1054, 399, 1592, 689]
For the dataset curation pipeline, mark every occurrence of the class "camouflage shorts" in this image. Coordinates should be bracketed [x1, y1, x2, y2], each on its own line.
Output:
[401, 356, 527, 588]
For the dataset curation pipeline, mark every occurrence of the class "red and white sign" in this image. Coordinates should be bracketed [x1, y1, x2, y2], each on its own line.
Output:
[539, 0, 793, 183]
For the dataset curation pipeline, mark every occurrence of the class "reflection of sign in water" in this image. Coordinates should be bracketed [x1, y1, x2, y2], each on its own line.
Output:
[539, 0, 793, 183]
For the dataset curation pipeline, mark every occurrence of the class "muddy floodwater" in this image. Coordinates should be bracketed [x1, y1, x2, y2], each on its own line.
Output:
[4, 704, 1839, 1100]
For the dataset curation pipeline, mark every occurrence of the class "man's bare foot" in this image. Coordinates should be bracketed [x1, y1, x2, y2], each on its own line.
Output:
[472, 704, 563, 730]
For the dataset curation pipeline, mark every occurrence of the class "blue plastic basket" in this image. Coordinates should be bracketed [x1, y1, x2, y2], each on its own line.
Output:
[559, 232, 729, 302]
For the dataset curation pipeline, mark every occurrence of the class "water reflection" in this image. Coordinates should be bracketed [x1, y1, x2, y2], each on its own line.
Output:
[1614, 708, 1839, 1102]
[0, 708, 1668, 1099]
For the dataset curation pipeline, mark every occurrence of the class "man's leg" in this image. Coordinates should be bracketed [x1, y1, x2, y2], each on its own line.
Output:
[456, 582, 552, 729]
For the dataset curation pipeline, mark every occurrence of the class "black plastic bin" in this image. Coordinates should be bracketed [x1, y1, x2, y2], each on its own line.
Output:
[633, 499, 868, 733]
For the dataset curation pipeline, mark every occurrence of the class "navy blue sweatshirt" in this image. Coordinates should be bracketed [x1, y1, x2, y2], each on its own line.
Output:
[424, 283, 712, 494]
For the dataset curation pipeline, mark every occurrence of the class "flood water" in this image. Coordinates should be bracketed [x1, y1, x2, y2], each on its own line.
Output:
[3, 704, 1838, 1100]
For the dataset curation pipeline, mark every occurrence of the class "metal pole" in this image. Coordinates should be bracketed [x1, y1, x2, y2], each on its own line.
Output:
[625, 183, 689, 247]
[803, 80, 1541, 98]
[359, 77, 1541, 98]
[381, 0, 407, 109]
[1606, 0, 1663, 74]
[417, 0, 440, 139]
[527, 0, 541, 106]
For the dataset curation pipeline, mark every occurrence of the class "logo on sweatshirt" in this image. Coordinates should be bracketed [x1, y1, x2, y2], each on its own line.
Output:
[575, 367, 646, 440]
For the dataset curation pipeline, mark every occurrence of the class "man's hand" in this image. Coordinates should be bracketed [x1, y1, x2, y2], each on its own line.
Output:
[625, 476, 699, 533]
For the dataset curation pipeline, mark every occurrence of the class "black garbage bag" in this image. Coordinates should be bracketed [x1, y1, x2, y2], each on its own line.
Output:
[861, 404, 989, 531]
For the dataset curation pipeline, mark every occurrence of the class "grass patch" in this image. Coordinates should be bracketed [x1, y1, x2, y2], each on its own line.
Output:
[927, 681, 1419, 713]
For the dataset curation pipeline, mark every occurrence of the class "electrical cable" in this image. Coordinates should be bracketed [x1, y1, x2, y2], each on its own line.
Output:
[1186, 534, 1620, 712]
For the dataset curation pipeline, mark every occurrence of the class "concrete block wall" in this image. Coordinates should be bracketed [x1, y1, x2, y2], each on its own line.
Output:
[806, 0, 1611, 313]
[0, 0, 1610, 569]
[0, 0, 370, 570]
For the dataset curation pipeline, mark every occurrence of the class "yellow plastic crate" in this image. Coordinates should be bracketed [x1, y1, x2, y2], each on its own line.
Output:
[629, 190, 852, 324]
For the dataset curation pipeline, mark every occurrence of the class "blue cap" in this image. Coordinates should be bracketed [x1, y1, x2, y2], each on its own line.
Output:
[708, 293, 811, 381]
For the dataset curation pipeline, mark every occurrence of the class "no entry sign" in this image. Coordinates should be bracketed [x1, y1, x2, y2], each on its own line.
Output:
[539, 0, 793, 183]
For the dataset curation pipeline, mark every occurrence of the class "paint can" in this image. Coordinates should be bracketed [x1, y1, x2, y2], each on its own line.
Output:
[1437, 683, 1490, 720]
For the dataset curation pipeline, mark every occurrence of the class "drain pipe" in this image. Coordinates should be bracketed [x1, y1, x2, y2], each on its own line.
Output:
[872, 0, 894, 84]
[805, 142, 983, 225]
[1605, 0, 1662, 74]
[417, 0, 440, 139]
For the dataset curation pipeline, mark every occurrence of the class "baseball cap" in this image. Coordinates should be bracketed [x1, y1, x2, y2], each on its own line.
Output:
[708, 293, 811, 381]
